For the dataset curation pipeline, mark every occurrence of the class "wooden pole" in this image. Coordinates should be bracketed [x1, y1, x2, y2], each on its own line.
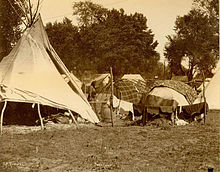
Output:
[142, 107, 146, 126]
[49, 47, 89, 105]
[110, 67, 114, 127]
[163, 59, 166, 79]
[202, 71, 207, 124]
[37, 103, 44, 130]
[68, 110, 78, 128]
[84, 82, 87, 95]
[0, 101, 7, 135]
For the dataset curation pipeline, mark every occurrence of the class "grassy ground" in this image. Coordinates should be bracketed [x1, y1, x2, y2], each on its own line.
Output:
[0, 112, 219, 172]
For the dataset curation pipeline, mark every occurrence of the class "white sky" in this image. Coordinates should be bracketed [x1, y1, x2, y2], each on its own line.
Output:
[39, 0, 193, 61]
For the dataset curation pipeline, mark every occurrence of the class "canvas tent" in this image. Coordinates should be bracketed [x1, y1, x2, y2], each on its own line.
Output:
[62, 72, 83, 89]
[149, 87, 189, 106]
[194, 67, 220, 110]
[0, 15, 99, 124]
[113, 79, 143, 105]
[89, 73, 110, 86]
[196, 78, 211, 92]
[148, 80, 197, 106]
[122, 74, 145, 83]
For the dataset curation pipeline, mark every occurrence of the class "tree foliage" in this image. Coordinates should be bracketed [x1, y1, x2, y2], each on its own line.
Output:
[164, 35, 186, 76]
[0, 0, 24, 59]
[46, 1, 160, 78]
[164, 0, 219, 81]
[72, 1, 159, 77]
[45, 18, 81, 74]
[73, 1, 108, 27]
[193, 0, 219, 18]
[0, 0, 41, 60]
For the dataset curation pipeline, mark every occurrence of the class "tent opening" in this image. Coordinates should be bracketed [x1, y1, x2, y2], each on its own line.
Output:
[1, 102, 73, 126]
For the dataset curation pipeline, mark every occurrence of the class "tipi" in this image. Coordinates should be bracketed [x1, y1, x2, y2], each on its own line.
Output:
[194, 67, 220, 110]
[0, 15, 99, 124]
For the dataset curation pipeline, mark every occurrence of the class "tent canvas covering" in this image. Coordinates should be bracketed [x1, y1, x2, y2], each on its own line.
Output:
[122, 74, 145, 83]
[62, 72, 83, 89]
[149, 87, 189, 106]
[194, 67, 220, 110]
[113, 79, 143, 104]
[150, 80, 197, 104]
[0, 16, 99, 123]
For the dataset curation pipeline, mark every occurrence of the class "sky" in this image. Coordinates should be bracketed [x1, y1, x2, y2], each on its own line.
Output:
[39, 0, 193, 61]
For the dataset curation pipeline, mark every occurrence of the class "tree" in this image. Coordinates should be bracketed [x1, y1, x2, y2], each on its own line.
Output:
[164, 0, 219, 81]
[193, 0, 219, 58]
[193, 0, 219, 20]
[73, 1, 108, 27]
[0, 0, 24, 59]
[0, 0, 41, 60]
[45, 17, 82, 75]
[73, 2, 159, 77]
[164, 35, 186, 76]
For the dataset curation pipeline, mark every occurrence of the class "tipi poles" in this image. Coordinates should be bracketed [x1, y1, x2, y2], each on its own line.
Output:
[0, 101, 7, 135]
[110, 67, 114, 127]
[49, 47, 88, 104]
[37, 103, 44, 130]
[68, 110, 78, 128]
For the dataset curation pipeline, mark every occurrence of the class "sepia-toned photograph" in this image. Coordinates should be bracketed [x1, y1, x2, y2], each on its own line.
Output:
[0, 0, 219, 171]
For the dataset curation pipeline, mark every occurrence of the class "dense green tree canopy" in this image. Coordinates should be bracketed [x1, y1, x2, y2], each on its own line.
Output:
[0, 0, 24, 59]
[164, 0, 219, 81]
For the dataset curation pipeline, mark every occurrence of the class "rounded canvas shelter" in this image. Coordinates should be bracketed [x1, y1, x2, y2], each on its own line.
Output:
[149, 80, 197, 106]
[149, 87, 189, 106]
[149, 80, 197, 105]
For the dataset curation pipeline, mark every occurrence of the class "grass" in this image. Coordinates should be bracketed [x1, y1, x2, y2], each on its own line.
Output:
[0, 112, 219, 172]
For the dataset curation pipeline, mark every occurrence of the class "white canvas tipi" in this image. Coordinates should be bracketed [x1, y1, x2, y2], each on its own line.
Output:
[194, 66, 220, 110]
[0, 15, 99, 123]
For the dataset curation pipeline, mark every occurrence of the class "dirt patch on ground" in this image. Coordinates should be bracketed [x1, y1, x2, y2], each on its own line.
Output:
[0, 112, 219, 172]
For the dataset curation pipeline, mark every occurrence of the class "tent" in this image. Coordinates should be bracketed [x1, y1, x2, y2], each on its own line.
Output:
[122, 74, 145, 83]
[81, 73, 110, 94]
[148, 80, 197, 106]
[194, 67, 220, 110]
[89, 73, 110, 93]
[113, 79, 143, 105]
[62, 72, 83, 89]
[90, 73, 110, 86]
[149, 87, 189, 106]
[82, 73, 110, 87]
[107, 95, 134, 116]
[0, 15, 99, 124]
[196, 78, 211, 92]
